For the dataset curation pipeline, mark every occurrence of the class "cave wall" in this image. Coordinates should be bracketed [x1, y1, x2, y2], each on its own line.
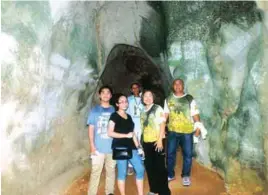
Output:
[256, 0, 268, 186]
[1, 1, 268, 195]
[163, 1, 267, 193]
[1, 1, 98, 194]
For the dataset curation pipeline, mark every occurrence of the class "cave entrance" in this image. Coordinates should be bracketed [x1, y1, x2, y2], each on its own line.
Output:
[99, 44, 169, 106]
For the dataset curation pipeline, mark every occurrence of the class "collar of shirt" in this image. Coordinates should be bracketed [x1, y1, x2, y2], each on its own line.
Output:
[144, 103, 154, 112]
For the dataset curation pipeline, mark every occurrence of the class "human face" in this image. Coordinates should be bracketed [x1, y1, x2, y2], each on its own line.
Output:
[99, 88, 112, 103]
[173, 80, 184, 95]
[143, 91, 154, 106]
[116, 96, 128, 111]
[131, 84, 140, 96]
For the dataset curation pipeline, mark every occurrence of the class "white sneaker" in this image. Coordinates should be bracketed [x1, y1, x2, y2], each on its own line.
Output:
[182, 176, 191, 186]
[168, 176, 175, 182]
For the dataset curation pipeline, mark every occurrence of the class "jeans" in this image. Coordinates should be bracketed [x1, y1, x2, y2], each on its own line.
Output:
[116, 149, 144, 181]
[167, 131, 193, 178]
[143, 141, 171, 195]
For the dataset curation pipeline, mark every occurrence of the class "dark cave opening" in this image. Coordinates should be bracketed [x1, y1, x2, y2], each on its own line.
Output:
[99, 44, 168, 107]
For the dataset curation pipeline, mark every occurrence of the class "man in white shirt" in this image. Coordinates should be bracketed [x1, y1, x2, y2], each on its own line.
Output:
[126, 82, 144, 175]
[164, 79, 201, 186]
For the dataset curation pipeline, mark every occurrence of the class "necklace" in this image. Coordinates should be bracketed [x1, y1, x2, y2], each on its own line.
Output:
[134, 96, 141, 106]
[133, 96, 141, 116]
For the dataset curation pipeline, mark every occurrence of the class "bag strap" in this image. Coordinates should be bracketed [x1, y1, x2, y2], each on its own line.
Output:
[185, 94, 193, 113]
[185, 94, 194, 119]
[143, 104, 156, 127]
[185, 94, 193, 106]
[140, 104, 156, 146]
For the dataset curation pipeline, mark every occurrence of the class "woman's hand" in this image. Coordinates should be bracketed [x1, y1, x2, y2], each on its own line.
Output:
[137, 147, 145, 160]
[154, 139, 163, 152]
[125, 132, 133, 138]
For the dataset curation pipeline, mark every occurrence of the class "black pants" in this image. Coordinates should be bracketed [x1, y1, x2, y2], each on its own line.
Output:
[143, 141, 171, 195]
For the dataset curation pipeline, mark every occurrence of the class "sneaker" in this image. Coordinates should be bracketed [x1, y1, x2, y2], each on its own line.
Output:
[182, 176, 191, 186]
[147, 192, 156, 195]
[127, 167, 134, 175]
[168, 176, 175, 182]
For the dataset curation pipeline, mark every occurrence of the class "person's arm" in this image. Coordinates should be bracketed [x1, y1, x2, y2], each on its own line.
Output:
[154, 121, 165, 152]
[132, 133, 140, 148]
[88, 125, 96, 154]
[87, 108, 97, 154]
[126, 97, 131, 115]
[193, 114, 201, 136]
[108, 120, 133, 138]
[163, 99, 169, 120]
[191, 99, 201, 136]
[164, 113, 169, 121]
[159, 118, 166, 140]
[134, 133, 144, 157]
[155, 107, 166, 152]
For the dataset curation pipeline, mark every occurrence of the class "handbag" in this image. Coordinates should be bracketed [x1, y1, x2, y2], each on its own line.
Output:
[112, 147, 132, 160]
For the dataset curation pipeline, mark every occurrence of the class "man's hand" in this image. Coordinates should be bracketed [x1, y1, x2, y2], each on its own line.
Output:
[154, 139, 163, 152]
[194, 128, 201, 137]
[90, 145, 97, 155]
[88, 125, 96, 155]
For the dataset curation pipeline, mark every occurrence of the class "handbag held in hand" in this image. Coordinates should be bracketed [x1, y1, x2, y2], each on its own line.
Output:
[112, 147, 132, 160]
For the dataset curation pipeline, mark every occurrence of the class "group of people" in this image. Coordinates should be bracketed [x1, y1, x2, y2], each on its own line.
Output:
[87, 79, 205, 195]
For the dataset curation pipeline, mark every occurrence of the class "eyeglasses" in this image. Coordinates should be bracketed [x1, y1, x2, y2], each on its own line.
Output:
[118, 101, 128, 104]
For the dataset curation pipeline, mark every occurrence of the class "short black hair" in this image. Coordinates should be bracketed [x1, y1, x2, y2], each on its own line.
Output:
[171, 78, 184, 93]
[130, 82, 141, 88]
[172, 78, 184, 86]
[98, 85, 113, 94]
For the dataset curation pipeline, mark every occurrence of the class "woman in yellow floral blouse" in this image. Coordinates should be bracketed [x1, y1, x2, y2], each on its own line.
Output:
[141, 90, 171, 195]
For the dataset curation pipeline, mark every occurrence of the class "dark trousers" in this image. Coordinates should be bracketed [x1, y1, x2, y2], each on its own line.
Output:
[143, 141, 171, 195]
[167, 131, 193, 178]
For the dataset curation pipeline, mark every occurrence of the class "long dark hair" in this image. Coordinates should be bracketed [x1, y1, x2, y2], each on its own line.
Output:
[112, 93, 127, 111]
